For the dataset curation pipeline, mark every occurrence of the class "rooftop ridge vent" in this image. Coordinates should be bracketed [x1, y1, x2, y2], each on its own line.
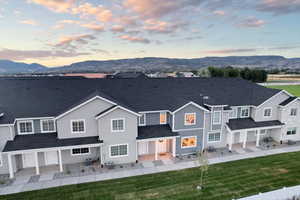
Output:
[203, 96, 209, 100]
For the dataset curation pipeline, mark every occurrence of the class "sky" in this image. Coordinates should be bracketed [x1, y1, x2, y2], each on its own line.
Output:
[0, 0, 300, 67]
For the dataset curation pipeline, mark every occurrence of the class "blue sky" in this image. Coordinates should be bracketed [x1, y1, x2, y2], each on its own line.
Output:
[0, 0, 299, 67]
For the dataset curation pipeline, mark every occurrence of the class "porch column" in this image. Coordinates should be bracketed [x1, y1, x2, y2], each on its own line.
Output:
[8, 154, 14, 179]
[256, 130, 260, 147]
[172, 138, 176, 157]
[34, 152, 39, 175]
[229, 131, 233, 151]
[155, 140, 158, 160]
[243, 131, 247, 149]
[58, 149, 63, 172]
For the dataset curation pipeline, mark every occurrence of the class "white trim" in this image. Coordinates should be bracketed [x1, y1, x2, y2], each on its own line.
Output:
[70, 119, 86, 134]
[184, 112, 196, 126]
[0, 153, 2, 167]
[172, 101, 210, 114]
[181, 136, 197, 149]
[56, 96, 117, 120]
[95, 105, 140, 120]
[204, 104, 228, 107]
[207, 131, 221, 143]
[263, 107, 272, 118]
[0, 113, 4, 117]
[159, 112, 167, 125]
[257, 90, 293, 109]
[17, 120, 34, 135]
[139, 110, 171, 114]
[0, 124, 14, 127]
[3, 143, 102, 155]
[137, 136, 179, 142]
[226, 124, 283, 132]
[71, 147, 90, 156]
[40, 118, 56, 133]
[111, 118, 125, 132]
[173, 127, 204, 132]
[139, 113, 146, 126]
[109, 143, 129, 158]
[212, 111, 221, 125]
[240, 107, 250, 118]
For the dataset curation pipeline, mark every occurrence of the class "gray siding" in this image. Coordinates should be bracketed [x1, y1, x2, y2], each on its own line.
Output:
[0, 126, 17, 174]
[173, 104, 205, 130]
[211, 107, 222, 131]
[176, 130, 203, 155]
[145, 112, 160, 125]
[98, 108, 138, 164]
[56, 98, 112, 139]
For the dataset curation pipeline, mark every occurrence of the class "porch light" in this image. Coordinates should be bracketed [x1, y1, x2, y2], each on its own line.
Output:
[159, 139, 164, 143]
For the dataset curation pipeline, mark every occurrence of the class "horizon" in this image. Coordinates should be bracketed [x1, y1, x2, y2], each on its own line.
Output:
[1, 0, 300, 67]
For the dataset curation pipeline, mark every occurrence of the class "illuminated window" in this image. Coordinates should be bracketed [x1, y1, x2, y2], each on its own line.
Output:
[160, 112, 167, 124]
[181, 136, 197, 148]
[184, 113, 196, 125]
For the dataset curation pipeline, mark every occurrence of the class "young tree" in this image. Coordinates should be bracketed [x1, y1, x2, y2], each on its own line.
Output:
[196, 151, 209, 190]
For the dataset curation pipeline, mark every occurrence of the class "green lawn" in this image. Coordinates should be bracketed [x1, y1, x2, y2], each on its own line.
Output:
[267, 85, 300, 97]
[2, 152, 300, 200]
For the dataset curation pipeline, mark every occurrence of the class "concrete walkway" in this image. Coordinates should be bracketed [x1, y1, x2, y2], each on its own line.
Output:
[2, 144, 300, 196]
[238, 185, 300, 200]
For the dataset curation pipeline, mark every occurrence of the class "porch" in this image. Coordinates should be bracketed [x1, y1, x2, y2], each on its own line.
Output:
[226, 118, 284, 151]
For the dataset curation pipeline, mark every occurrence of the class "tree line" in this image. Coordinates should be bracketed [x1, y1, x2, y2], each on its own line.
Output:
[205, 66, 268, 82]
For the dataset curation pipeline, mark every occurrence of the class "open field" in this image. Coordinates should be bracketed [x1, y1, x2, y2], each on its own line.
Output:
[268, 74, 300, 82]
[2, 152, 300, 200]
[266, 85, 300, 97]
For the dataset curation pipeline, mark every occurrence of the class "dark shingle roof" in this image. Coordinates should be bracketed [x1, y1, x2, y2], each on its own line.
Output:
[279, 96, 297, 106]
[110, 72, 147, 79]
[226, 118, 284, 131]
[3, 133, 102, 152]
[137, 125, 178, 139]
[0, 77, 281, 124]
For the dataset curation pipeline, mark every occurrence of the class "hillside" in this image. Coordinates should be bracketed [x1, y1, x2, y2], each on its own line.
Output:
[0, 60, 46, 74]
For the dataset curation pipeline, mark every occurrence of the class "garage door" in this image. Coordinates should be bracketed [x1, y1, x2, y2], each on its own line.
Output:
[45, 151, 58, 165]
[22, 153, 35, 168]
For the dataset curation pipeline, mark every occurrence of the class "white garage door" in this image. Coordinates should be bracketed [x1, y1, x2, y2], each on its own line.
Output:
[22, 153, 35, 168]
[138, 142, 149, 155]
[45, 151, 58, 165]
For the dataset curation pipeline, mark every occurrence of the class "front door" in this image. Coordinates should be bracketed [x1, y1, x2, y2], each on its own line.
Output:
[234, 132, 240, 144]
[45, 151, 58, 165]
[157, 139, 167, 153]
[138, 142, 149, 155]
[22, 153, 35, 168]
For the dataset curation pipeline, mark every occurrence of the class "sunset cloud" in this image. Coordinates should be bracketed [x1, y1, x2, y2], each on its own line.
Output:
[213, 10, 226, 16]
[111, 25, 125, 33]
[256, 0, 300, 15]
[0, 48, 89, 60]
[72, 3, 113, 23]
[202, 48, 257, 54]
[19, 19, 38, 26]
[54, 34, 96, 47]
[27, 0, 75, 13]
[237, 17, 266, 28]
[80, 23, 105, 31]
[143, 19, 184, 34]
[119, 35, 150, 44]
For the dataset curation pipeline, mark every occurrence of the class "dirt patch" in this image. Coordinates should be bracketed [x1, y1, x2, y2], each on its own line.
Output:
[277, 168, 289, 174]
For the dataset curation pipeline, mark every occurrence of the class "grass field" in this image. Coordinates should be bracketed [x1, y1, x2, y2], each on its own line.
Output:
[266, 85, 300, 97]
[2, 152, 300, 200]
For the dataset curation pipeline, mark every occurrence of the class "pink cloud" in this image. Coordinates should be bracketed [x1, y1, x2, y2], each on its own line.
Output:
[213, 10, 226, 16]
[27, 0, 75, 13]
[119, 35, 150, 44]
[237, 17, 266, 28]
[202, 48, 257, 54]
[143, 19, 184, 34]
[72, 3, 112, 23]
[111, 25, 125, 33]
[80, 23, 105, 31]
[19, 19, 38, 26]
[54, 34, 96, 47]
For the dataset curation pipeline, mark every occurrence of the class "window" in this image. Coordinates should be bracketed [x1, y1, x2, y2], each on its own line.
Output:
[241, 107, 249, 118]
[291, 108, 297, 116]
[18, 120, 33, 134]
[229, 108, 237, 119]
[181, 136, 197, 148]
[287, 127, 297, 135]
[208, 132, 221, 142]
[111, 119, 125, 132]
[139, 114, 146, 126]
[264, 108, 272, 117]
[71, 120, 85, 133]
[71, 148, 90, 155]
[212, 111, 221, 124]
[184, 113, 196, 125]
[110, 144, 128, 157]
[41, 119, 55, 133]
[160, 112, 167, 124]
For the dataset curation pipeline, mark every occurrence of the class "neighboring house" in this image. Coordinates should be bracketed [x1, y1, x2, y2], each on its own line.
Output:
[106, 72, 147, 79]
[0, 77, 298, 178]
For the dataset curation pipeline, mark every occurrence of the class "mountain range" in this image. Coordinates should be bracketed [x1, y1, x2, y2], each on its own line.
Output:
[1, 56, 300, 74]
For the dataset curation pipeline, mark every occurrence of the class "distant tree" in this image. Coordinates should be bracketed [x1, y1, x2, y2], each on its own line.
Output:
[191, 70, 199, 76]
[208, 66, 224, 77]
[224, 66, 240, 78]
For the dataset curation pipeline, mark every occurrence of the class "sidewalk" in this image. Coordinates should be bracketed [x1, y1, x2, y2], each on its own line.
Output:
[1, 144, 300, 196]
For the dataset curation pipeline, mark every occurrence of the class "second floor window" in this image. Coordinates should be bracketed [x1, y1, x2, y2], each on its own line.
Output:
[264, 108, 272, 117]
[139, 114, 146, 125]
[18, 121, 33, 134]
[291, 108, 297, 116]
[111, 119, 125, 132]
[41, 119, 55, 133]
[213, 111, 221, 124]
[71, 120, 85, 133]
[241, 107, 249, 118]
[287, 127, 297, 135]
[160, 112, 167, 124]
[184, 113, 196, 125]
